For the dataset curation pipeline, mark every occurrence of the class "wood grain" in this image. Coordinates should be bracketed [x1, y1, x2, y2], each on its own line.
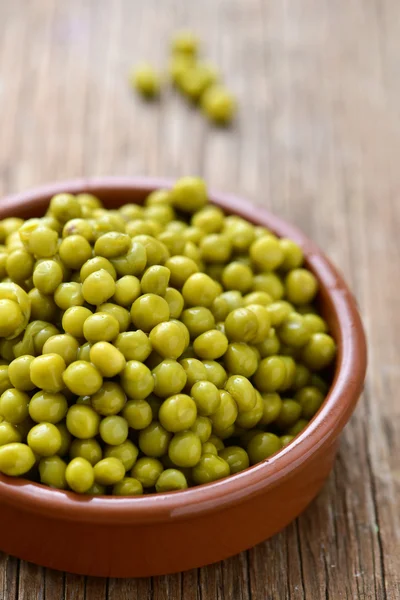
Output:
[0, 0, 399, 598]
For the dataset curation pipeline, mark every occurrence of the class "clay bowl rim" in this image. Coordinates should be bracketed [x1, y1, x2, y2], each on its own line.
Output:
[0, 176, 367, 525]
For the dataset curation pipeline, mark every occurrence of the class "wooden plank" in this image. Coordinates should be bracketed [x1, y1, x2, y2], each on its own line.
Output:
[0, 0, 399, 598]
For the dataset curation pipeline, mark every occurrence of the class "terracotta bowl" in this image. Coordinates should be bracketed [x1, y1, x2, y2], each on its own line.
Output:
[0, 178, 367, 578]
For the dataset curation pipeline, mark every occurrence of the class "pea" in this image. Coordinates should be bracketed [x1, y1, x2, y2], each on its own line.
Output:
[193, 330, 228, 360]
[91, 382, 127, 416]
[63, 361, 103, 396]
[27, 422, 62, 456]
[253, 356, 287, 393]
[182, 273, 220, 308]
[285, 269, 318, 305]
[131, 63, 161, 98]
[149, 321, 188, 360]
[131, 293, 170, 332]
[190, 416, 212, 443]
[201, 85, 236, 125]
[259, 392, 282, 426]
[275, 399, 302, 429]
[169, 431, 202, 468]
[66, 405, 100, 439]
[112, 275, 141, 307]
[219, 446, 249, 474]
[131, 457, 163, 488]
[247, 432, 281, 464]
[121, 361, 154, 399]
[0, 388, 30, 424]
[295, 386, 325, 419]
[70, 438, 102, 466]
[113, 477, 143, 496]
[29, 391, 68, 424]
[180, 358, 208, 389]
[0, 421, 22, 446]
[39, 456, 68, 489]
[141, 265, 170, 296]
[301, 333, 336, 370]
[122, 399, 153, 430]
[202, 360, 227, 388]
[99, 416, 129, 446]
[210, 390, 238, 433]
[104, 440, 139, 471]
[89, 342, 126, 377]
[181, 307, 216, 339]
[152, 359, 187, 397]
[82, 269, 116, 305]
[191, 381, 221, 416]
[156, 469, 188, 492]
[0, 443, 36, 476]
[65, 457, 94, 493]
[159, 394, 197, 433]
[192, 454, 230, 485]
[170, 177, 207, 213]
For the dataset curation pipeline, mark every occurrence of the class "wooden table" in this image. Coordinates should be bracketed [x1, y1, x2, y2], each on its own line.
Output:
[0, 0, 399, 598]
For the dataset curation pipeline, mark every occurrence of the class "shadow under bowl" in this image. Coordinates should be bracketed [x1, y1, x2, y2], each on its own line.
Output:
[0, 177, 367, 578]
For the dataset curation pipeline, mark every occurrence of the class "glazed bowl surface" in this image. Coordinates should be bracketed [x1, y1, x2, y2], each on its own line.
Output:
[0, 178, 367, 578]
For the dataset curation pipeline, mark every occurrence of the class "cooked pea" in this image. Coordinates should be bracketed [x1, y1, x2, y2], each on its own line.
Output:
[180, 358, 208, 389]
[159, 394, 197, 433]
[99, 415, 129, 446]
[112, 275, 141, 306]
[0, 421, 22, 446]
[149, 321, 188, 360]
[131, 293, 170, 332]
[138, 422, 171, 457]
[278, 313, 311, 348]
[0, 443, 36, 476]
[131, 457, 163, 488]
[70, 438, 102, 466]
[39, 456, 68, 489]
[210, 390, 238, 433]
[169, 431, 202, 467]
[63, 361, 102, 396]
[301, 333, 336, 370]
[131, 63, 161, 98]
[29, 391, 68, 423]
[121, 361, 154, 399]
[201, 85, 236, 125]
[104, 440, 139, 471]
[8, 355, 35, 391]
[115, 331, 152, 362]
[27, 422, 62, 456]
[82, 269, 116, 305]
[253, 356, 286, 393]
[66, 404, 100, 439]
[219, 446, 249, 474]
[163, 287, 184, 319]
[192, 454, 230, 485]
[247, 432, 281, 464]
[113, 477, 143, 496]
[275, 399, 302, 429]
[285, 267, 318, 305]
[202, 360, 227, 388]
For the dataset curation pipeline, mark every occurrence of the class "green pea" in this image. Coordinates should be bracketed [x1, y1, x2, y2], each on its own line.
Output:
[138, 421, 171, 457]
[301, 333, 336, 370]
[70, 438, 102, 466]
[169, 431, 202, 468]
[122, 399, 153, 430]
[39, 456, 68, 489]
[159, 394, 197, 433]
[0, 443, 36, 476]
[155, 469, 188, 492]
[253, 356, 287, 393]
[294, 386, 325, 419]
[121, 361, 154, 399]
[247, 432, 281, 464]
[219, 446, 249, 474]
[131, 457, 163, 488]
[104, 440, 139, 471]
[113, 477, 143, 496]
[192, 454, 230, 485]
[93, 457, 125, 486]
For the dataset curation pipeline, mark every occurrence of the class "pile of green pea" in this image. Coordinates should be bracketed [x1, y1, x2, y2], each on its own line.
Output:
[0, 177, 336, 496]
[132, 31, 236, 125]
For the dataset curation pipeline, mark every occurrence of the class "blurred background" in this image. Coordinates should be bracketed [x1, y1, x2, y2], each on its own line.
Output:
[0, 1, 399, 599]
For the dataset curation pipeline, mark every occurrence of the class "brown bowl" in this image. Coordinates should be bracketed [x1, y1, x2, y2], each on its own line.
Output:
[0, 177, 367, 578]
